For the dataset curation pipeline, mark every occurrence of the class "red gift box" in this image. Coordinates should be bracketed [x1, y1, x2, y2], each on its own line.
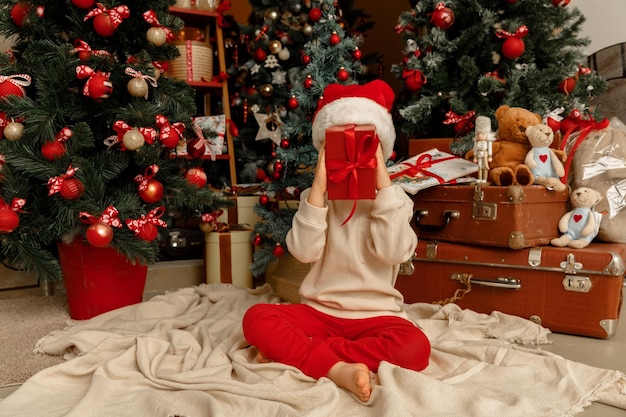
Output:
[325, 124, 379, 201]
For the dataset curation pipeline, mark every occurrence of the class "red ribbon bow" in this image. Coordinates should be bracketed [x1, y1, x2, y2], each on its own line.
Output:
[326, 125, 379, 226]
[402, 68, 427, 88]
[201, 210, 224, 231]
[216, 0, 231, 27]
[55, 126, 72, 143]
[84, 3, 130, 28]
[0, 197, 26, 212]
[133, 165, 159, 191]
[47, 165, 79, 196]
[155, 115, 185, 148]
[0, 74, 31, 96]
[443, 110, 476, 136]
[559, 111, 610, 184]
[142, 10, 174, 41]
[496, 25, 529, 39]
[112, 120, 157, 150]
[125, 206, 167, 235]
[79, 205, 123, 228]
[389, 153, 454, 184]
[75, 65, 111, 97]
[72, 39, 109, 58]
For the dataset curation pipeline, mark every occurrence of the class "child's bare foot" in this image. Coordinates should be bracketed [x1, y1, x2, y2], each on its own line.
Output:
[255, 350, 273, 363]
[328, 361, 372, 402]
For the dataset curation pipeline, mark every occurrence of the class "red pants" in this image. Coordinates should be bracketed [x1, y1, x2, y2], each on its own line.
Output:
[242, 303, 431, 379]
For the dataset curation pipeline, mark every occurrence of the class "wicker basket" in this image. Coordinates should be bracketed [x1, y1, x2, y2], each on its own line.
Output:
[265, 253, 311, 304]
[170, 40, 213, 83]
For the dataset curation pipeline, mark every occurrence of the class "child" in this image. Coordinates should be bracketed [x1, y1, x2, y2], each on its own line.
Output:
[242, 80, 431, 402]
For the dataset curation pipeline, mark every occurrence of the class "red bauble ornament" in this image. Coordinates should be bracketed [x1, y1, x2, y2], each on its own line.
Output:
[93, 13, 116, 37]
[253, 234, 262, 246]
[403, 69, 426, 92]
[86, 222, 113, 247]
[185, 167, 207, 188]
[272, 243, 284, 257]
[274, 161, 284, 173]
[138, 179, 164, 203]
[60, 178, 85, 200]
[287, 96, 299, 110]
[71, 0, 95, 8]
[352, 47, 362, 60]
[280, 138, 290, 149]
[337, 67, 349, 81]
[0, 208, 19, 233]
[85, 73, 113, 101]
[41, 141, 66, 161]
[308, 7, 322, 22]
[254, 48, 267, 63]
[0, 79, 26, 98]
[302, 54, 311, 65]
[501, 37, 525, 59]
[552, 0, 570, 6]
[431, 5, 455, 30]
[186, 137, 206, 158]
[255, 167, 268, 181]
[259, 194, 270, 206]
[11, 3, 30, 27]
[137, 222, 158, 242]
[559, 77, 577, 94]
[329, 32, 341, 46]
[304, 75, 313, 89]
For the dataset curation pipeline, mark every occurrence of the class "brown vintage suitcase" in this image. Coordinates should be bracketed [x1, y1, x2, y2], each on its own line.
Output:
[411, 184, 569, 249]
[396, 240, 625, 338]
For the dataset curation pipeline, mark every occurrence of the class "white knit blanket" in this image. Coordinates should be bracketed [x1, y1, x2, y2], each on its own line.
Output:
[1, 283, 625, 417]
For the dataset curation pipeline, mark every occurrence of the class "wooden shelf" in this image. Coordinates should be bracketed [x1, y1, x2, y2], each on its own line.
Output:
[169, 6, 237, 185]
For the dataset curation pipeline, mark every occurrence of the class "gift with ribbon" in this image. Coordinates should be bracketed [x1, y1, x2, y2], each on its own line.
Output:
[387, 148, 479, 195]
[204, 225, 254, 289]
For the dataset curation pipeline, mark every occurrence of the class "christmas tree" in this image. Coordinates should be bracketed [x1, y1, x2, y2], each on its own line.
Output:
[249, 0, 366, 277]
[0, 0, 231, 282]
[229, 0, 379, 184]
[391, 0, 607, 154]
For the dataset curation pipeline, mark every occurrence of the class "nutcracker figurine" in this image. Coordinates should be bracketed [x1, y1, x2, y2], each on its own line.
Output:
[472, 116, 493, 183]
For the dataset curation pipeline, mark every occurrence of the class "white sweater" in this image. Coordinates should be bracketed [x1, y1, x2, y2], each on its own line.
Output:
[285, 185, 418, 319]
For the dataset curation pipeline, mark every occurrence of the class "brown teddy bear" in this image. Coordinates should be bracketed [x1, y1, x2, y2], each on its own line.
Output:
[467, 105, 562, 186]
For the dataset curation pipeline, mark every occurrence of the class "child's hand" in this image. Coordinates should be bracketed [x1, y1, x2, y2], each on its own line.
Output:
[309, 145, 327, 208]
[376, 144, 392, 190]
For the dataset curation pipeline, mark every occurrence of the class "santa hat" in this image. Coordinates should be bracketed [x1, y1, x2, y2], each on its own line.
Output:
[311, 80, 396, 160]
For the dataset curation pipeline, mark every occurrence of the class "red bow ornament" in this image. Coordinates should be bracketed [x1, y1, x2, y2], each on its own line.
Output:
[201, 209, 224, 232]
[84, 3, 130, 37]
[47, 165, 79, 196]
[112, 120, 157, 150]
[443, 110, 476, 136]
[156, 115, 185, 149]
[79, 205, 123, 228]
[496, 25, 529, 59]
[216, 0, 231, 27]
[76, 65, 112, 100]
[0, 197, 26, 212]
[125, 206, 167, 241]
[0, 197, 26, 233]
[143, 10, 174, 42]
[402, 68, 427, 92]
[72, 39, 109, 60]
[134, 165, 159, 191]
[0, 74, 32, 98]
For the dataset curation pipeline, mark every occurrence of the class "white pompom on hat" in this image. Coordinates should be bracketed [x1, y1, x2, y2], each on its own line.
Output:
[311, 79, 396, 160]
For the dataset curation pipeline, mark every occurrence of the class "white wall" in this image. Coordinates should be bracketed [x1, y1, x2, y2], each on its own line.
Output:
[571, 0, 626, 54]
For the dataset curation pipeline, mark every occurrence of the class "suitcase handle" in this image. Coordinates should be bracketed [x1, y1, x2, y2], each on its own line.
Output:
[451, 273, 521, 290]
[413, 209, 459, 232]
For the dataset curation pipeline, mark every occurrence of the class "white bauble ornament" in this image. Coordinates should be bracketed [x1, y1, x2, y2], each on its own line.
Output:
[123, 129, 145, 151]
[147, 27, 167, 47]
[4, 122, 24, 140]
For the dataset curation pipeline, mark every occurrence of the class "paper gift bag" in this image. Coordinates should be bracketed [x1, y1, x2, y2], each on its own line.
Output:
[205, 229, 253, 288]
[325, 124, 379, 201]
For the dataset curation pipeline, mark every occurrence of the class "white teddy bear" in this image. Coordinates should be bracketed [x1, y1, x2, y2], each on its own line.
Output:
[551, 187, 603, 249]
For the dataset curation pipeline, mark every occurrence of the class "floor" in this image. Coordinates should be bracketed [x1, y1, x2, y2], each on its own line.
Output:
[1, 263, 625, 416]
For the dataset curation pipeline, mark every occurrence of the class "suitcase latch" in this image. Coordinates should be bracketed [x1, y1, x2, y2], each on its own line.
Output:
[562, 275, 592, 293]
[398, 256, 415, 276]
[560, 253, 582, 274]
[472, 202, 497, 220]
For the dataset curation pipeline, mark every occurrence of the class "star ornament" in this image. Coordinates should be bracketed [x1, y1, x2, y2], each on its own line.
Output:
[254, 112, 283, 144]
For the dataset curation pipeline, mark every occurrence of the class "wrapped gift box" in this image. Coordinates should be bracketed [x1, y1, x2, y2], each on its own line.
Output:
[216, 195, 262, 227]
[204, 229, 253, 288]
[325, 124, 379, 200]
[387, 148, 479, 195]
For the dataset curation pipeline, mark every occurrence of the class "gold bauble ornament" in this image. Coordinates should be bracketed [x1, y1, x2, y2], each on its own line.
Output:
[278, 48, 290, 61]
[146, 27, 167, 47]
[4, 122, 24, 141]
[122, 128, 145, 151]
[264, 8, 279, 22]
[302, 24, 313, 36]
[269, 40, 282, 54]
[260, 84, 274, 97]
[127, 78, 149, 98]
